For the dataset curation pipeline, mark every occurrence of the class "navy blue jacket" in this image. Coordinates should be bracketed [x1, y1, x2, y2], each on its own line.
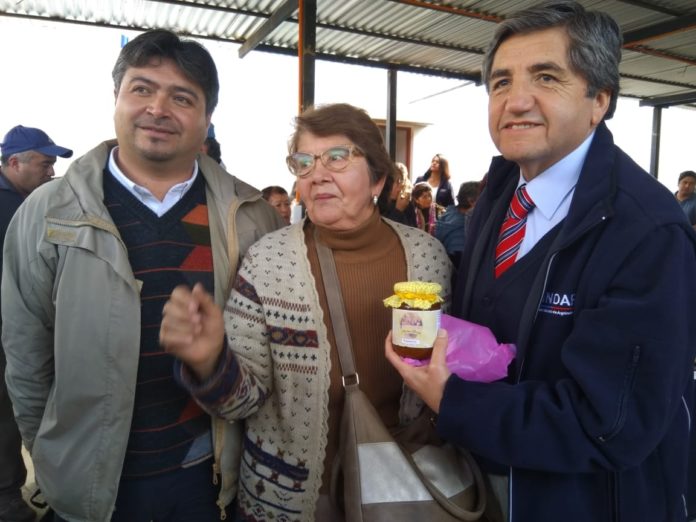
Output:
[0, 170, 25, 309]
[442, 123, 696, 522]
[416, 172, 455, 207]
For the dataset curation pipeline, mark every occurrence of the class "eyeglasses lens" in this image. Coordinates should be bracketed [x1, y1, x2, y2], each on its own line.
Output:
[322, 147, 351, 171]
[287, 146, 353, 177]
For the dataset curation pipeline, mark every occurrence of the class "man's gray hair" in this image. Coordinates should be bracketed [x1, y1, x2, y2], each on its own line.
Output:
[0, 150, 34, 167]
[481, 0, 622, 120]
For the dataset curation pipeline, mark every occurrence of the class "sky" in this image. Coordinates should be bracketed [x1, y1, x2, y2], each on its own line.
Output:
[1, 16, 694, 195]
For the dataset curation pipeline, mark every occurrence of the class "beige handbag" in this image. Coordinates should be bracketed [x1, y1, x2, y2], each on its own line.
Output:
[315, 236, 487, 522]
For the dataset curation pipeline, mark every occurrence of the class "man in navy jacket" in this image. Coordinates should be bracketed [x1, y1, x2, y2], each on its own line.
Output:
[0, 125, 72, 522]
[387, 2, 696, 521]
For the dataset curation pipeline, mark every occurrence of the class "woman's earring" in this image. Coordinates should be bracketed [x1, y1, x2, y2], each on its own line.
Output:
[372, 194, 378, 206]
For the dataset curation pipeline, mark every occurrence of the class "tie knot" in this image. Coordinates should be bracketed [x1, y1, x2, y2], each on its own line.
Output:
[509, 184, 535, 220]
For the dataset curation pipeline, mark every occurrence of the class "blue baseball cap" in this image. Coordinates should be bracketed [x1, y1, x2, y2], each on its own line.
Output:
[0, 125, 73, 158]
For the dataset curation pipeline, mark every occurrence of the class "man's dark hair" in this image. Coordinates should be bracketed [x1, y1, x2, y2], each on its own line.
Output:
[204, 137, 222, 164]
[112, 29, 219, 115]
[261, 186, 289, 201]
[457, 181, 480, 210]
[482, 0, 622, 120]
[678, 170, 696, 183]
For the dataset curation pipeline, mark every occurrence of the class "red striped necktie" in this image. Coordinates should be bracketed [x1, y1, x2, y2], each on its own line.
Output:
[494, 184, 535, 278]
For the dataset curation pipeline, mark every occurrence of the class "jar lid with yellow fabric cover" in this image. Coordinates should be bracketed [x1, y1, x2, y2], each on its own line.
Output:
[384, 281, 443, 360]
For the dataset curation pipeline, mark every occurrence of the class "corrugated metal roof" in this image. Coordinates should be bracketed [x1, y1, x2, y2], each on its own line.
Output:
[1, 0, 695, 107]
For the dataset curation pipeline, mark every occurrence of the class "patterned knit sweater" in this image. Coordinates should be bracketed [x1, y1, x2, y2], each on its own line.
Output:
[183, 216, 451, 521]
[105, 172, 214, 477]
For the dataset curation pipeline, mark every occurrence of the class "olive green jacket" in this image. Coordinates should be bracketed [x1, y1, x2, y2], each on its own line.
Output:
[1, 141, 283, 521]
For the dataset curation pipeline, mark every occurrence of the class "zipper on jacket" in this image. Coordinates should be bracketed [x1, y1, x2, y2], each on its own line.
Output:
[598, 345, 641, 442]
[516, 251, 558, 382]
[511, 213, 608, 520]
[212, 459, 220, 486]
[212, 418, 227, 519]
[217, 498, 227, 521]
[680, 395, 691, 520]
[608, 472, 619, 522]
[682, 394, 692, 432]
[212, 417, 224, 484]
[516, 213, 608, 382]
[212, 460, 227, 520]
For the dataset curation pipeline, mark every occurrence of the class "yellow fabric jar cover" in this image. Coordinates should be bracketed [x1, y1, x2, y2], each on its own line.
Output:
[383, 281, 443, 310]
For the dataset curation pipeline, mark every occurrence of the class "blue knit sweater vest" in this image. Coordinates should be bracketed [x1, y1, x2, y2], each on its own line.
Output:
[104, 170, 214, 478]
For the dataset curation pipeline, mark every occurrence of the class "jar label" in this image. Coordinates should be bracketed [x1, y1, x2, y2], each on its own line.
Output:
[392, 308, 441, 349]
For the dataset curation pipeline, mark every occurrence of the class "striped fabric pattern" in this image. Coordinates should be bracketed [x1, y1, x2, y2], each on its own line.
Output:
[494, 184, 535, 278]
[103, 171, 214, 477]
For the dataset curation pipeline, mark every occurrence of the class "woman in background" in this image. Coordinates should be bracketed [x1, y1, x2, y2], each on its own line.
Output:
[412, 181, 444, 236]
[380, 161, 417, 227]
[415, 153, 454, 207]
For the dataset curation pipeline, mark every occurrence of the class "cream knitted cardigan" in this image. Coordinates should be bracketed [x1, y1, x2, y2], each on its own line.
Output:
[191, 218, 451, 522]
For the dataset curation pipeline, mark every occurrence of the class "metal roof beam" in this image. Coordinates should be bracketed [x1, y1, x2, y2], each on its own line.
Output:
[239, 0, 298, 58]
[254, 44, 482, 83]
[309, 20, 485, 55]
[615, 0, 682, 17]
[621, 73, 696, 91]
[623, 13, 696, 45]
[385, 0, 501, 23]
[639, 90, 696, 107]
[146, 0, 269, 18]
[625, 45, 696, 67]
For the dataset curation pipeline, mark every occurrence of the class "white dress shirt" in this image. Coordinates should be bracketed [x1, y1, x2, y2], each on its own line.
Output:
[108, 147, 199, 217]
[517, 131, 595, 259]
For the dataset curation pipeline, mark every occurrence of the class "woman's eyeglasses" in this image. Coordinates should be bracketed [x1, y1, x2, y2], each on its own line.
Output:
[286, 145, 363, 177]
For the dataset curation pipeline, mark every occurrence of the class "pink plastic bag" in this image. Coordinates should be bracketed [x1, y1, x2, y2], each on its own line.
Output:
[404, 314, 516, 383]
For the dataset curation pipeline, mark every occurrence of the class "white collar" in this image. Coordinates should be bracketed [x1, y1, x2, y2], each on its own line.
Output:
[521, 130, 595, 221]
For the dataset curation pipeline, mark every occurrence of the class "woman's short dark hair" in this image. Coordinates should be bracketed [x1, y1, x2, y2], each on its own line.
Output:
[112, 29, 219, 115]
[481, 0, 622, 120]
[289, 103, 396, 185]
[261, 186, 289, 201]
[411, 182, 433, 201]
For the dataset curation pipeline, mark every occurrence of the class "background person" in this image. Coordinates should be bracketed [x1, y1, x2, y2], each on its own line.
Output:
[261, 185, 292, 224]
[201, 122, 224, 166]
[202, 136, 223, 165]
[380, 161, 417, 227]
[159, 103, 451, 521]
[2, 30, 282, 522]
[386, 2, 696, 521]
[415, 153, 454, 207]
[0, 125, 72, 522]
[412, 181, 444, 235]
[435, 180, 480, 267]
[675, 170, 696, 228]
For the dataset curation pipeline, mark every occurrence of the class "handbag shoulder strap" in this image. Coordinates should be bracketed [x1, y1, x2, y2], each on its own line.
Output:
[314, 230, 358, 384]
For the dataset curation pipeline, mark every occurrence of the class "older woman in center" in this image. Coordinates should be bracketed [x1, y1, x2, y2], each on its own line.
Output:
[159, 103, 451, 521]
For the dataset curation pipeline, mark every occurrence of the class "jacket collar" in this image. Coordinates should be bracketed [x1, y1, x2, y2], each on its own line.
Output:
[48, 140, 261, 223]
[485, 122, 616, 245]
[0, 169, 23, 196]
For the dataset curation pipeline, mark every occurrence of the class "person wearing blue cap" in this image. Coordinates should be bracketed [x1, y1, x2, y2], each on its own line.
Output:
[0, 125, 72, 522]
[0, 125, 72, 197]
[1, 30, 282, 522]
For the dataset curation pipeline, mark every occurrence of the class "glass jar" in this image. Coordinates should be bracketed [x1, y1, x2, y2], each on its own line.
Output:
[383, 281, 443, 360]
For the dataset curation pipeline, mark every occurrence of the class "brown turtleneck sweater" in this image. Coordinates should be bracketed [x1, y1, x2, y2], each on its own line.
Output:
[304, 209, 407, 493]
